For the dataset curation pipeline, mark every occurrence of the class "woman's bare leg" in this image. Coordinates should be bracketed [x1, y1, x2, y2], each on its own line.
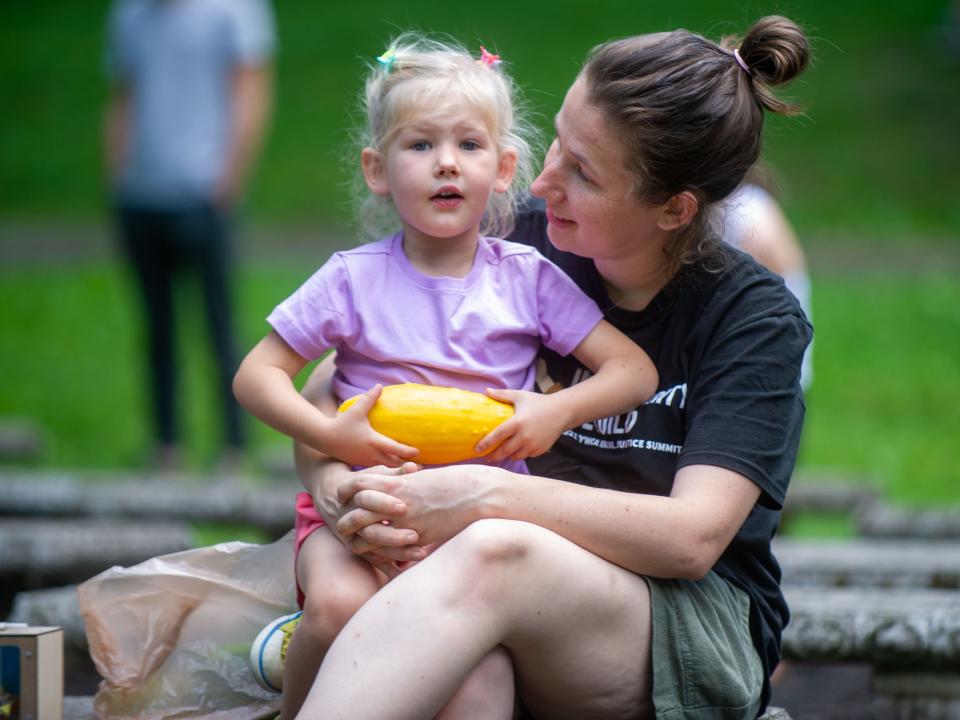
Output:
[434, 646, 516, 720]
[296, 519, 653, 720]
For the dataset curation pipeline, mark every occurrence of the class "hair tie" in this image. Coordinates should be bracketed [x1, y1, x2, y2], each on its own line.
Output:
[377, 48, 397, 72]
[479, 46, 502, 67]
[732, 48, 752, 76]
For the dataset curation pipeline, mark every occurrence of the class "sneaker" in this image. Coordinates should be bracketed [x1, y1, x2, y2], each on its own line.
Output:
[250, 611, 302, 692]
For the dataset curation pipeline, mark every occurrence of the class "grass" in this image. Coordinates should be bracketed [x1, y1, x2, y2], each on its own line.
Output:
[799, 268, 960, 503]
[0, 1, 958, 239]
[1, 259, 957, 511]
[1, 2, 958, 542]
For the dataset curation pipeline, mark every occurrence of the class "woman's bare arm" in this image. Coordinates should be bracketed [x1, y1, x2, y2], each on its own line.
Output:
[336, 461, 760, 580]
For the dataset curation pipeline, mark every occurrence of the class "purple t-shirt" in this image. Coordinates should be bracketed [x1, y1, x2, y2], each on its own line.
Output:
[268, 233, 604, 404]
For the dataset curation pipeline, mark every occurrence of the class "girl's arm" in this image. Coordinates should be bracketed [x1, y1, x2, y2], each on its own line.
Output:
[233, 330, 417, 468]
[478, 320, 657, 462]
[293, 354, 426, 564]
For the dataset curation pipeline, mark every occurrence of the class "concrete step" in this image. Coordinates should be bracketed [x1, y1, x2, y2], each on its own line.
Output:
[782, 586, 960, 667]
[776, 538, 960, 589]
[856, 502, 960, 539]
[0, 469, 300, 536]
[0, 518, 193, 586]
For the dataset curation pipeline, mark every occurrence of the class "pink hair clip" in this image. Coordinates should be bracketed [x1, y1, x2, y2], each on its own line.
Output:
[479, 46, 502, 67]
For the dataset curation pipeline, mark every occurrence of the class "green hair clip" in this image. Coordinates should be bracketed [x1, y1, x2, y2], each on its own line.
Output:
[377, 48, 397, 72]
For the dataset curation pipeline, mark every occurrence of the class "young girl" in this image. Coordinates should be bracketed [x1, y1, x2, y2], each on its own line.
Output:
[232, 34, 658, 718]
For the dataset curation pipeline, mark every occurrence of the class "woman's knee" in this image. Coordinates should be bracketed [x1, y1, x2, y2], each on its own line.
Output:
[451, 518, 551, 571]
[436, 519, 563, 606]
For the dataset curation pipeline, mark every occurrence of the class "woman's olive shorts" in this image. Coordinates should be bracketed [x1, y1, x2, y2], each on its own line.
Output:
[646, 571, 764, 719]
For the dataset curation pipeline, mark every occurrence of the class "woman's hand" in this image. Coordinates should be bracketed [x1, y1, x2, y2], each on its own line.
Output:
[474, 389, 569, 464]
[336, 463, 503, 547]
[323, 462, 429, 566]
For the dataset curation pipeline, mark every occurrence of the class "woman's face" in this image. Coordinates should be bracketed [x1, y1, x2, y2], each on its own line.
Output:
[531, 76, 666, 265]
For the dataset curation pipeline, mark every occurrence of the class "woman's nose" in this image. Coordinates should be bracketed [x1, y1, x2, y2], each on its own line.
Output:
[531, 141, 561, 199]
[531, 163, 557, 199]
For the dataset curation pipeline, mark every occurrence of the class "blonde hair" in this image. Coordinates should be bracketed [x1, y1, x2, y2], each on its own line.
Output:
[352, 33, 538, 240]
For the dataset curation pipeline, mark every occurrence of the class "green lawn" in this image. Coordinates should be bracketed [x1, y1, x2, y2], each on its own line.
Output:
[1, 259, 957, 508]
[1, 1, 958, 239]
[1, 2, 958, 530]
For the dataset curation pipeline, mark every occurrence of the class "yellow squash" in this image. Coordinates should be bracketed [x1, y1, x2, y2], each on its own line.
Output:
[338, 383, 514, 464]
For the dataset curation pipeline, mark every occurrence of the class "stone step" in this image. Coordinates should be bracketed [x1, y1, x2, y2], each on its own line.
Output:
[783, 478, 880, 515]
[856, 502, 960, 539]
[776, 538, 960, 589]
[0, 469, 300, 535]
[64, 696, 95, 720]
[6, 585, 88, 653]
[782, 587, 960, 667]
[0, 518, 193, 585]
[15, 582, 960, 672]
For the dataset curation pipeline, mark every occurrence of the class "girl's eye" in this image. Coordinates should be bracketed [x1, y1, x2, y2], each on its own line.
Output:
[460, 140, 481, 151]
[411, 140, 431, 151]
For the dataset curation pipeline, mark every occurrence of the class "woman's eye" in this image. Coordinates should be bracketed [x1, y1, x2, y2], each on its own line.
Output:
[576, 165, 593, 184]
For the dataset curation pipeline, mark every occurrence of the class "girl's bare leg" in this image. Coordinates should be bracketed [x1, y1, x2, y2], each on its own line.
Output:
[296, 518, 654, 720]
[281, 527, 382, 719]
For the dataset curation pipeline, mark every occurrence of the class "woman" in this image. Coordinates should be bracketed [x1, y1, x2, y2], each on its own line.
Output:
[294, 15, 811, 720]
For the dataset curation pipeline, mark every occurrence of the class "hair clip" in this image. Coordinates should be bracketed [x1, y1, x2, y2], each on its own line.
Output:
[732, 48, 752, 76]
[479, 46, 502, 67]
[377, 48, 397, 72]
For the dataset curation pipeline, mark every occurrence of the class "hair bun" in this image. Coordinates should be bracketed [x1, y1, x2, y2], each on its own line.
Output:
[738, 15, 809, 85]
[736, 16, 810, 113]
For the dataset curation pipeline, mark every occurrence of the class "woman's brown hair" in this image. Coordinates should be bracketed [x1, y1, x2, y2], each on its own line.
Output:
[583, 15, 810, 272]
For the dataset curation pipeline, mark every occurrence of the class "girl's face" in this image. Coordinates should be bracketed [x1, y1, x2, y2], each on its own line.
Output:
[530, 77, 668, 266]
[363, 104, 516, 248]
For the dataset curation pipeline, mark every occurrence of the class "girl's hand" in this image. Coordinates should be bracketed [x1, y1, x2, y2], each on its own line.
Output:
[323, 385, 420, 468]
[474, 388, 569, 464]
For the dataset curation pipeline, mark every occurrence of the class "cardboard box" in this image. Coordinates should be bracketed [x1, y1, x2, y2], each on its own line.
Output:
[0, 625, 63, 720]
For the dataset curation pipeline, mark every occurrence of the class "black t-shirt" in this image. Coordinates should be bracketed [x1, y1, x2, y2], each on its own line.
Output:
[506, 202, 812, 707]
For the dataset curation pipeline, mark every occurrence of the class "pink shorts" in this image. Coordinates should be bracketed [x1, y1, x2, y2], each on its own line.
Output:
[293, 492, 326, 608]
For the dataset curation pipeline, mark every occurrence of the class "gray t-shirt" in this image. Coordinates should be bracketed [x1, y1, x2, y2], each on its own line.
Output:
[106, 0, 275, 207]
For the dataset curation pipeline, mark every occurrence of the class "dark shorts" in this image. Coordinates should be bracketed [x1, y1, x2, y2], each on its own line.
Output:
[646, 571, 764, 719]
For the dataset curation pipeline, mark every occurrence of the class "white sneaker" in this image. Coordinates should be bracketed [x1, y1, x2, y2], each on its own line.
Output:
[250, 611, 302, 692]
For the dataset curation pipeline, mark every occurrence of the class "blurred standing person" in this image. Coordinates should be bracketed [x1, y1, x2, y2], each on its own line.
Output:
[103, 0, 276, 469]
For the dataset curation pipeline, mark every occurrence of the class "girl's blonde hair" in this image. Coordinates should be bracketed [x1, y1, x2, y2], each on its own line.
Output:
[352, 33, 538, 240]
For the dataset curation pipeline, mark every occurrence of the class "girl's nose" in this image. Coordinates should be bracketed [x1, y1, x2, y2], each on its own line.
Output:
[435, 146, 460, 176]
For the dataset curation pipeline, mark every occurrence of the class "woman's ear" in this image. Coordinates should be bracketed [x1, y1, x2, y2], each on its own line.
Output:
[657, 191, 699, 231]
[493, 148, 518, 193]
[361, 147, 390, 196]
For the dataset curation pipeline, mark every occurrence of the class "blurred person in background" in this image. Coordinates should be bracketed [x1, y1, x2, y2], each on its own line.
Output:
[103, 0, 276, 470]
[724, 167, 814, 391]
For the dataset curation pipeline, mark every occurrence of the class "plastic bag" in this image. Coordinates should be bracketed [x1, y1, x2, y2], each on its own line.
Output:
[77, 531, 299, 720]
